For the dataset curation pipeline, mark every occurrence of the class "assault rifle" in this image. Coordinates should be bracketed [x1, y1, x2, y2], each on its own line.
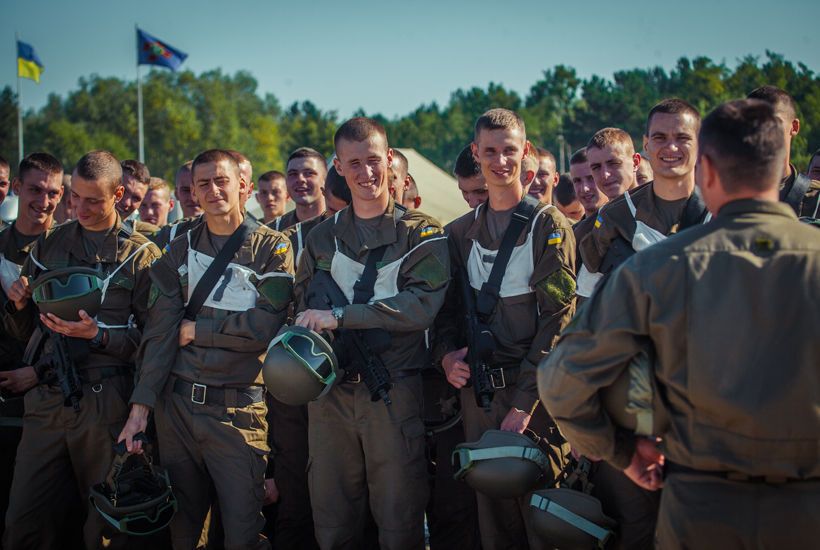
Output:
[458, 266, 496, 410]
[305, 270, 392, 406]
[27, 327, 87, 412]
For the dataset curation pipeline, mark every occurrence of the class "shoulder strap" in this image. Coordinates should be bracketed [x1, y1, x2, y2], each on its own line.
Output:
[782, 173, 811, 215]
[352, 245, 388, 305]
[118, 219, 134, 238]
[679, 190, 710, 230]
[183, 217, 256, 320]
[474, 194, 539, 319]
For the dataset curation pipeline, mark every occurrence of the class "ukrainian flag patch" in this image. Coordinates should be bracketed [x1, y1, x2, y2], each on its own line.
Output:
[274, 242, 290, 255]
[547, 231, 562, 245]
[419, 225, 442, 239]
[594, 215, 603, 229]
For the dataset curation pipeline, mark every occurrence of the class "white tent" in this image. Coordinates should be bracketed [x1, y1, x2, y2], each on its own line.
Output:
[397, 148, 470, 225]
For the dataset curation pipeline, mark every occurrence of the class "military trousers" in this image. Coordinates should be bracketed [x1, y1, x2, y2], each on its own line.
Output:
[590, 460, 660, 550]
[460, 369, 570, 550]
[153, 381, 270, 550]
[268, 397, 318, 549]
[3, 377, 131, 550]
[655, 472, 820, 549]
[307, 374, 428, 550]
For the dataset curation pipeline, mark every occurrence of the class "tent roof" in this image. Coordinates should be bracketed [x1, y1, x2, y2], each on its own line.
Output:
[398, 148, 470, 225]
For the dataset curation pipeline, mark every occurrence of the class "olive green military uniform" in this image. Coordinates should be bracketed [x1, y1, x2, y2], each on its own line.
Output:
[149, 216, 203, 251]
[572, 212, 596, 266]
[129, 218, 159, 238]
[780, 164, 820, 218]
[540, 199, 820, 549]
[264, 212, 329, 550]
[267, 209, 301, 232]
[294, 200, 449, 550]
[130, 218, 293, 550]
[435, 200, 576, 550]
[0, 222, 41, 543]
[3, 217, 160, 550]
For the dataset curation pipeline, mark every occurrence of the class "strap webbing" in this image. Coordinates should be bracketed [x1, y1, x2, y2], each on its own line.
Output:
[530, 494, 612, 544]
[475, 194, 539, 319]
[679, 191, 711, 230]
[461, 445, 549, 471]
[782, 173, 811, 215]
[184, 217, 258, 320]
[352, 245, 388, 305]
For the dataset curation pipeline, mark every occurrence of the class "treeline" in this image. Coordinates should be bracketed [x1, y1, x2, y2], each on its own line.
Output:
[1, 51, 817, 182]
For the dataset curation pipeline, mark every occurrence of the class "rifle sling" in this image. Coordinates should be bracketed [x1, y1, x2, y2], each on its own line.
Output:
[184, 217, 257, 321]
[475, 195, 540, 320]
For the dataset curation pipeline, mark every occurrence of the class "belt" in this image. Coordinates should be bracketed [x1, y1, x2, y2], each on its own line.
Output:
[342, 369, 421, 384]
[172, 377, 265, 407]
[665, 461, 817, 484]
[80, 367, 128, 384]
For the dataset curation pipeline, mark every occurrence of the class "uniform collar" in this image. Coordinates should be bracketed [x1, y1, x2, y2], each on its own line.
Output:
[334, 198, 399, 255]
[464, 200, 532, 248]
[717, 198, 797, 220]
[780, 163, 797, 195]
[192, 215, 258, 264]
[69, 215, 125, 264]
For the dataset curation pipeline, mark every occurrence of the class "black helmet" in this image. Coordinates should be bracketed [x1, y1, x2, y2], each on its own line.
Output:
[89, 434, 177, 536]
[263, 325, 338, 406]
[32, 267, 103, 322]
[452, 429, 550, 499]
[530, 488, 616, 549]
[600, 349, 669, 437]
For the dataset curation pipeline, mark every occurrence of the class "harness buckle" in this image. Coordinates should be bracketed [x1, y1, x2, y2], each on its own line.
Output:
[191, 383, 207, 405]
[489, 368, 506, 389]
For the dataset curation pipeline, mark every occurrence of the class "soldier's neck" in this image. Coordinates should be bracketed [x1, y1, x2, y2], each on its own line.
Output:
[654, 173, 695, 201]
[351, 193, 389, 220]
[295, 200, 325, 223]
[205, 209, 244, 235]
[15, 214, 53, 237]
[487, 182, 524, 211]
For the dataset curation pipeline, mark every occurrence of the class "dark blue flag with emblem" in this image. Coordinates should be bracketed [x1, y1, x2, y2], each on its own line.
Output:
[136, 28, 187, 71]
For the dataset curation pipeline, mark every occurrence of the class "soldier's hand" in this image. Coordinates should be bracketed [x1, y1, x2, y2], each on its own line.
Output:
[442, 347, 470, 388]
[117, 404, 151, 454]
[8, 276, 32, 312]
[500, 407, 532, 433]
[264, 478, 279, 505]
[179, 320, 195, 347]
[40, 310, 98, 339]
[0, 366, 38, 393]
[623, 437, 664, 491]
[295, 309, 338, 332]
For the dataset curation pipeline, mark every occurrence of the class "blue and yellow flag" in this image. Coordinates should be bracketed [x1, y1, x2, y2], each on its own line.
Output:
[137, 28, 187, 71]
[17, 41, 44, 83]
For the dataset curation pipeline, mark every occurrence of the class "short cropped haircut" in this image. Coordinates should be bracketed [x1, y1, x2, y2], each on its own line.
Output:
[536, 147, 556, 168]
[75, 151, 122, 192]
[569, 147, 588, 166]
[287, 147, 327, 169]
[646, 98, 701, 136]
[391, 149, 408, 178]
[334, 117, 388, 150]
[554, 174, 576, 207]
[148, 177, 171, 194]
[474, 108, 525, 141]
[454, 145, 481, 179]
[0, 155, 8, 172]
[325, 166, 352, 204]
[258, 170, 286, 185]
[405, 174, 419, 199]
[747, 85, 797, 119]
[19, 152, 63, 181]
[587, 128, 635, 156]
[522, 147, 539, 174]
[191, 149, 240, 180]
[175, 160, 193, 183]
[699, 99, 785, 193]
[121, 159, 150, 185]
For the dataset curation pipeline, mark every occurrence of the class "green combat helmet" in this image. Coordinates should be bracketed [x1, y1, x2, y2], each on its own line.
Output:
[31, 267, 103, 322]
[89, 433, 178, 536]
[599, 349, 669, 437]
[452, 429, 551, 499]
[263, 325, 339, 405]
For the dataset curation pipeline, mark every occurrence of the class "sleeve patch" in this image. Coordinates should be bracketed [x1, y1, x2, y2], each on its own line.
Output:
[274, 242, 290, 256]
[419, 225, 443, 240]
[594, 215, 603, 229]
[257, 276, 293, 311]
[538, 269, 576, 306]
[148, 283, 161, 308]
[547, 231, 563, 246]
[410, 253, 449, 289]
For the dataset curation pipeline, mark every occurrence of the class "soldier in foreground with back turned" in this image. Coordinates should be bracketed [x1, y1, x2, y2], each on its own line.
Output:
[539, 98, 820, 549]
[118, 149, 293, 549]
[2, 150, 161, 549]
[435, 108, 576, 550]
[294, 117, 449, 549]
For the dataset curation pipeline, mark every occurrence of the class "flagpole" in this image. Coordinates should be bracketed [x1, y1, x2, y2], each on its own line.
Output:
[15, 32, 24, 162]
[136, 24, 145, 163]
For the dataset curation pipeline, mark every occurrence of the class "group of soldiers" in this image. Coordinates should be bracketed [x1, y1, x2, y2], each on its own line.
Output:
[0, 82, 816, 550]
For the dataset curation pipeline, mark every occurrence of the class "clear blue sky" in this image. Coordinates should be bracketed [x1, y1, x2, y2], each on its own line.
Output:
[4, 0, 819, 119]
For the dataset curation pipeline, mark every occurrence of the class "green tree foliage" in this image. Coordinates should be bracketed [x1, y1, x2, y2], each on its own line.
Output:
[0, 52, 816, 180]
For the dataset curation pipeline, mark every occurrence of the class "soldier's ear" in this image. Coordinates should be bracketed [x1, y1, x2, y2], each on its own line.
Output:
[11, 177, 21, 195]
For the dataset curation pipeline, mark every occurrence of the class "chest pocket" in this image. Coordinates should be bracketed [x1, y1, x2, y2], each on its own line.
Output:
[466, 203, 551, 298]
